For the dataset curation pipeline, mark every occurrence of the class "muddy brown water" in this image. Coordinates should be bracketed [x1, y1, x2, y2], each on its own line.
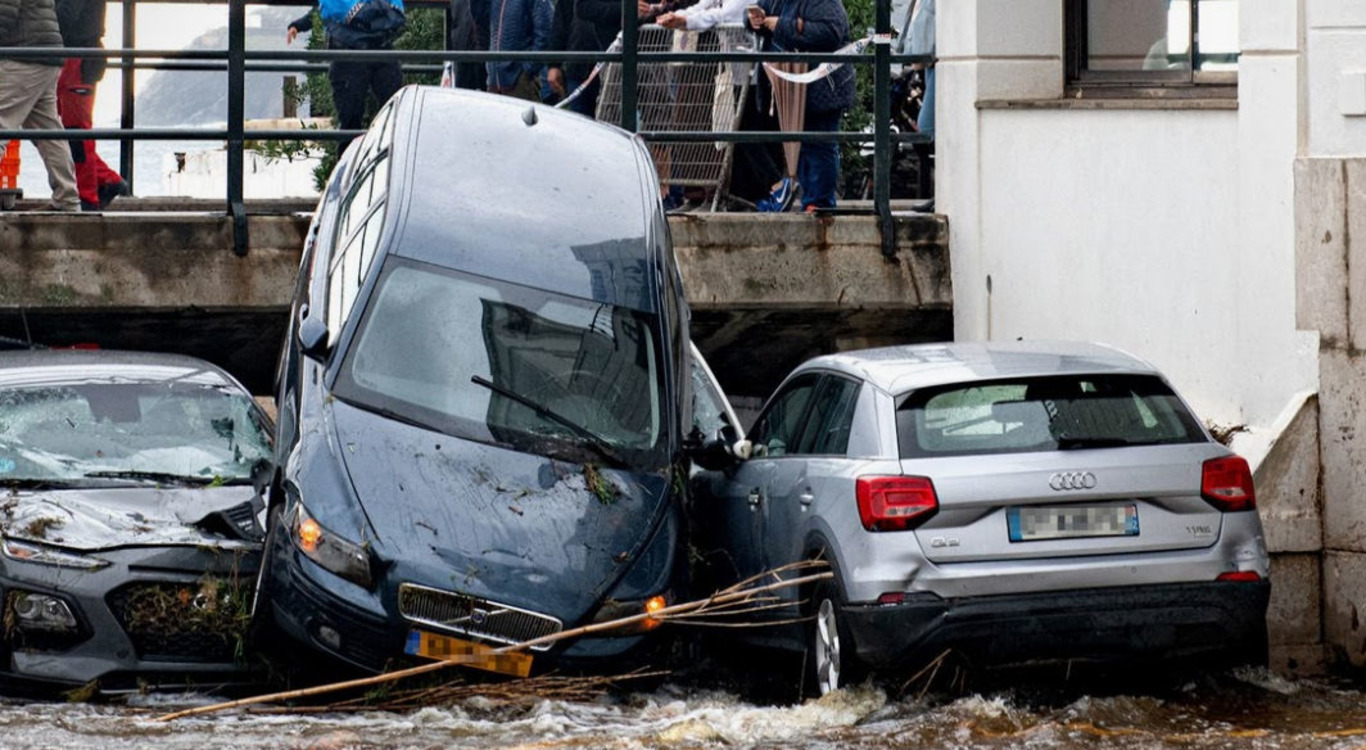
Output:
[2, 668, 1366, 749]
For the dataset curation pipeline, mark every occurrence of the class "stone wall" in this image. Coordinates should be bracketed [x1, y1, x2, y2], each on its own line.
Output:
[1295, 157, 1366, 670]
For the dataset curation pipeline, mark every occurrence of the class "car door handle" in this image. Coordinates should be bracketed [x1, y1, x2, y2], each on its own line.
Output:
[799, 492, 814, 507]
[747, 489, 761, 509]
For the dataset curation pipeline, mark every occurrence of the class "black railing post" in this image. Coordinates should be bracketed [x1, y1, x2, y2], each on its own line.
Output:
[228, 0, 248, 255]
[120, 0, 136, 192]
[621, 3, 638, 132]
[874, 0, 894, 258]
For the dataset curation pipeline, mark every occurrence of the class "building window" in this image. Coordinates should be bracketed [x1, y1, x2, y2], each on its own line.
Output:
[1066, 0, 1238, 90]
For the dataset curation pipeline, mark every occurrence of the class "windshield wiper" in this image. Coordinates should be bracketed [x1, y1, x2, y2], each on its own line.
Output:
[0, 478, 80, 490]
[470, 375, 626, 467]
[82, 470, 224, 486]
[1056, 437, 1131, 450]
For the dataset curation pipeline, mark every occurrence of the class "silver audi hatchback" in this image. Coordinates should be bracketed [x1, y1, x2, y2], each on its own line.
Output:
[690, 341, 1270, 695]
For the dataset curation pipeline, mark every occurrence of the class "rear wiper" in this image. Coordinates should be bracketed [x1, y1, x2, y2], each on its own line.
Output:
[1056, 437, 1131, 450]
[82, 470, 220, 486]
[471, 375, 626, 467]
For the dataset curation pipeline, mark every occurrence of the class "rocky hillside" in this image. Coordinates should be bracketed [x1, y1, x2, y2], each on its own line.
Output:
[134, 7, 307, 126]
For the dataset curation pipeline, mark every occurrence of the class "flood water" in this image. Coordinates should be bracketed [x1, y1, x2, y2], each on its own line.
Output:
[3, 667, 1366, 749]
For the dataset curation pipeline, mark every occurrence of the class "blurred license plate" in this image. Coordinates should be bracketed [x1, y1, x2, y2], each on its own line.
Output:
[1008, 505, 1138, 542]
[405, 630, 533, 677]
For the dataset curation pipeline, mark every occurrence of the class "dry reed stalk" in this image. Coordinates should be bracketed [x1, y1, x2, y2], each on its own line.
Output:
[156, 561, 830, 722]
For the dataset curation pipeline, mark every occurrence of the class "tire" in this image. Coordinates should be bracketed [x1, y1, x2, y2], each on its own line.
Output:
[808, 578, 863, 696]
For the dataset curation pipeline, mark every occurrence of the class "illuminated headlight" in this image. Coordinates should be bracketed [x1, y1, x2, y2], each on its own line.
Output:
[291, 504, 373, 588]
[590, 594, 669, 634]
[7, 591, 79, 633]
[2, 538, 109, 570]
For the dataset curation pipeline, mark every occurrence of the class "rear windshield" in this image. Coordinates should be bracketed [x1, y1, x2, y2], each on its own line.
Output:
[896, 374, 1207, 459]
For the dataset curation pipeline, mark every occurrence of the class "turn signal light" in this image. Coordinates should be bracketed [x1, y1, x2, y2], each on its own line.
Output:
[298, 516, 323, 553]
[1216, 571, 1262, 583]
[1201, 456, 1257, 512]
[856, 476, 938, 532]
[643, 595, 667, 630]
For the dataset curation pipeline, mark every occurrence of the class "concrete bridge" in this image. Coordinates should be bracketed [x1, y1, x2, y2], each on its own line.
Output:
[0, 201, 951, 399]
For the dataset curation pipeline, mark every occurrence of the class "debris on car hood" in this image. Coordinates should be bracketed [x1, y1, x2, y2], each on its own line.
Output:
[0, 487, 263, 551]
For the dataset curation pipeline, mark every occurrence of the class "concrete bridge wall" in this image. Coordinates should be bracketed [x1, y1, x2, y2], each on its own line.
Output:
[0, 210, 951, 399]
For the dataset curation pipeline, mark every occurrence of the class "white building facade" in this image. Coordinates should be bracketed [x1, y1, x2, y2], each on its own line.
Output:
[937, 0, 1366, 672]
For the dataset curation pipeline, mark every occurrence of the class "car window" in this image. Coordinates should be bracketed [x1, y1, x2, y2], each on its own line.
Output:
[0, 380, 272, 482]
[749, 374, 820, 457]
[896, 374, 1206, 458]
[334, 259, 668, 468]
[690, 347, 733, 437]
[795, 375, 861, 456]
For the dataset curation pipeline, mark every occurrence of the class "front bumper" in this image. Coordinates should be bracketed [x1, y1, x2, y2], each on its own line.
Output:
[264, 535, 667, 674]
[843, 580, 1270, 669]
[0, 544, 261, 692]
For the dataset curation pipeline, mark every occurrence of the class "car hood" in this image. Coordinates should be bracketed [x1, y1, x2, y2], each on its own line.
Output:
[0, 486, 261, 551]
[331, 402, 673, 622]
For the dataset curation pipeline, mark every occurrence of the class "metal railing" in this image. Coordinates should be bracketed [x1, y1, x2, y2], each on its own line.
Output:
[0, 0, 931, 257]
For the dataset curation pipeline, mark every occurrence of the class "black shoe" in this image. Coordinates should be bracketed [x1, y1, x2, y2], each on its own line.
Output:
[97, 179, 130, 209]
[910, 198, 934, 213]
[80, 201, 101, 212]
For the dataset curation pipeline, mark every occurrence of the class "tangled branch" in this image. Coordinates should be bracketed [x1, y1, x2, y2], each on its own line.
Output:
[155, 560, 830, 722]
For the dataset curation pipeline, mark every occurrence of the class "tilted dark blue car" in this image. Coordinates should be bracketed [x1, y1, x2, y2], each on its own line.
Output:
[256, 86, 693, 674]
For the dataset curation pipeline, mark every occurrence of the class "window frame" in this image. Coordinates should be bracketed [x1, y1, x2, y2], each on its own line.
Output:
[1065, 0, 1238, 95]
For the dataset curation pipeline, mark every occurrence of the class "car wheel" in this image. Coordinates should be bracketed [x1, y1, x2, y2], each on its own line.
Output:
[809, 578, 862, 696]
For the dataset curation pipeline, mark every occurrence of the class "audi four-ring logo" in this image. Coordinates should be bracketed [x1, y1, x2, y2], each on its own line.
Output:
[1048, 471, 1097, 491]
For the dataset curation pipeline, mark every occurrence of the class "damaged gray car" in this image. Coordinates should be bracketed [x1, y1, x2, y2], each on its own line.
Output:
[0, 350, 273, 694]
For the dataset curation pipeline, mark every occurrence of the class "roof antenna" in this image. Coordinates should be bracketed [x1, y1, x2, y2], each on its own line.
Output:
[522, 106, 538, 127]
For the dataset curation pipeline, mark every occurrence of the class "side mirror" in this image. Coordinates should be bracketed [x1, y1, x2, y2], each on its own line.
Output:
[297, 304, 330, 360]
[690, 424, 751, 471]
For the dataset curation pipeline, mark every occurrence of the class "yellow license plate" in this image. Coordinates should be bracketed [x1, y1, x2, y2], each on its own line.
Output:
[404, 630, 533, 678]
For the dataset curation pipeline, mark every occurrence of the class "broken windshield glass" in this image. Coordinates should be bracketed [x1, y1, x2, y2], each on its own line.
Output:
[0, 381, 272, 483]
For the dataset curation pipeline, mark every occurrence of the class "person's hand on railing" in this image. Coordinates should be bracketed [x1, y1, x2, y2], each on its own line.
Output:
[286, 25, 300, 45]
[657, 12, 687, 29]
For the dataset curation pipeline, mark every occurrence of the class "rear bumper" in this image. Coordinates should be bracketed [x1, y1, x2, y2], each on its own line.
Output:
[843, 580, 1269, 669]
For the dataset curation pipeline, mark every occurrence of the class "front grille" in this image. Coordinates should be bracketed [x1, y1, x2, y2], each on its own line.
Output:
[106, 580, 250, 663]
[398, 583, 562, 652]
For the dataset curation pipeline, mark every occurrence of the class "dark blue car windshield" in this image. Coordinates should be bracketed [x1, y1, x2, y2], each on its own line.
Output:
[334, 260, 667, 466]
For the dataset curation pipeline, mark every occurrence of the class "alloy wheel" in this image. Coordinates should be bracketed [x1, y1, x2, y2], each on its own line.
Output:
[813, 596, 842, 695]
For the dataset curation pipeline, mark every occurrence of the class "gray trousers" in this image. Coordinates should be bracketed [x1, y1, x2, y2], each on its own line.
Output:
[0, 59, 79, 209]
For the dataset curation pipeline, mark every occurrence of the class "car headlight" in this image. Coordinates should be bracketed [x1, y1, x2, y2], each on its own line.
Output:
[290, 504, 373, 588]
[1, 538, 109, 570]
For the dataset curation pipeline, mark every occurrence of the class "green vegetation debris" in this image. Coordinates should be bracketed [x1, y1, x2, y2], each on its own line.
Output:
[63, 680, 100, 703]
[583, 464, 620, 505]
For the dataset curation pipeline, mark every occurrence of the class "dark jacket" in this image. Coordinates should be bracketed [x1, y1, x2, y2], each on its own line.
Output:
[55, 0, 107, 82]
[488, 0, 554, 89]
[551, 0, 619, 81]
[754, 0, 855, 114]
[0, 0, 65, 66]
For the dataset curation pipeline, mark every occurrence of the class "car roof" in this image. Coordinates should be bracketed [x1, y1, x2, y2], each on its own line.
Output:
[796, 341, 1163, 394]
[385, 87, 665, 313]
[0, 349, 242, 390]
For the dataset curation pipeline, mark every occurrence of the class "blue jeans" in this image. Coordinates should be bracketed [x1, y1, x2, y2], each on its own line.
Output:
[798, 110, 842, 209]
[918, 67, 935, 139]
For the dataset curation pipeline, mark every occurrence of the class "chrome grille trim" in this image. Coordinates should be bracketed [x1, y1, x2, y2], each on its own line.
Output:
[398, 583, 562, 652]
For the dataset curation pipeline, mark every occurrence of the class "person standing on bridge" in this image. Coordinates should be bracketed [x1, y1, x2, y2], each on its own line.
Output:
[0, 0, 81, 211]
[55, 0, 129, 212]
[287, 0, 406, 154]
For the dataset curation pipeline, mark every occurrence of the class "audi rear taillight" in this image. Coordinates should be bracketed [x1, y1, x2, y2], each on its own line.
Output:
[856, 476, 938, 532]
[1216, 571, 1262, 583]
[1201, 456, 1256, 512]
